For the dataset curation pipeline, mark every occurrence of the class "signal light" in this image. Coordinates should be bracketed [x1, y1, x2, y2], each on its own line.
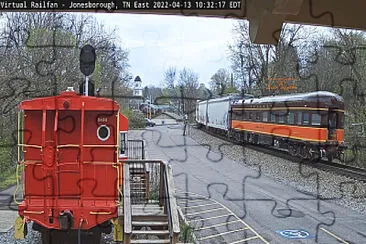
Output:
[80, 45, 96, 76]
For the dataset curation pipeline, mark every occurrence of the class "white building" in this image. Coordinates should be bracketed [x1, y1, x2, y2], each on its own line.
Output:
[133, 76, 143, 97]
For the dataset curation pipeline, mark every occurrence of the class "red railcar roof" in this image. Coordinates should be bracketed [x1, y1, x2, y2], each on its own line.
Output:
[19, 91, 120, 111]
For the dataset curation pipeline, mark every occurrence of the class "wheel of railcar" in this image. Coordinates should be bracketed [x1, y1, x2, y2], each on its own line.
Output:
[311, 149, 321, 162]
[306, 145, 313, 160]
[247, 133, 252, 143]
[255, 134, 259, 144]
[289, 144, 297, 156]
[327, 154, 334, 162]
[299, 145, 309, 159]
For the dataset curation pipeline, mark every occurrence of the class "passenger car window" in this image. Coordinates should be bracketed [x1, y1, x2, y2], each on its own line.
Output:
[244, 111, 249, 120]
[296, 112, 302, 125]
[263, 112, 268, 122]
[278, 112, 284, 123]
[312, 113, 321, 126]
[303, 112, 309, 125]
[270, 112, 276, 122]
[288, 112, 295, 124]
[338, 113, 345, 129]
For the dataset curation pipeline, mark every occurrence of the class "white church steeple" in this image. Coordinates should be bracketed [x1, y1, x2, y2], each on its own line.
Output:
[133, 76, 143, 97]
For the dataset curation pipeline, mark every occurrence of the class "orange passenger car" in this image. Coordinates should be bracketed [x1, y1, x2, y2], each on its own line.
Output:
[230, 91, 346, 161]
[16, 89, 128, 243]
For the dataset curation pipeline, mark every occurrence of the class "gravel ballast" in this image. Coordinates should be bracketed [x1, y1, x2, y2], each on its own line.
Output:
[187, 126, 366, 215]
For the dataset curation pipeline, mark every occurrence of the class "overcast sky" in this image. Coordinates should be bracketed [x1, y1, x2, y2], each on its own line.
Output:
[94, 13, 237, 88]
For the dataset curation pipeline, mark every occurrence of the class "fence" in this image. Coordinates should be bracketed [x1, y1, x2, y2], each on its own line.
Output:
[126, 139, 145, 160]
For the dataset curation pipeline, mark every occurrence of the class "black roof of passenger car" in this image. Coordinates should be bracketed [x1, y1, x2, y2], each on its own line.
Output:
[232, 91, 344, 106]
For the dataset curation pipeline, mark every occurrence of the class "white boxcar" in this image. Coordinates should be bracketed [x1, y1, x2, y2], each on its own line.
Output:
[207, 96, 231, 131]
[196, 100, 208, 125]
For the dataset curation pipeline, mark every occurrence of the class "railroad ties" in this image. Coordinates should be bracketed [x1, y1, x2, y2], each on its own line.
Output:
[176, 192, 268, 244]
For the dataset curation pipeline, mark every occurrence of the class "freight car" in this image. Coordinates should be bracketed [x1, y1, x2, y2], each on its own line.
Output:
[14, 88, 128, 243]
[196, 91, 346, 161]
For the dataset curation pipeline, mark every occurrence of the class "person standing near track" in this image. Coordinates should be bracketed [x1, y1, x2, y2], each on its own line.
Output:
[183, 113, 188, 136]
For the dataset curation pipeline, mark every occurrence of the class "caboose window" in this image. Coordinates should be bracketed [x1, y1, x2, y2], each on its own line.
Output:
[120, 132, 127, 156]
[97, 125, 110, 141]
[312, 113, 321, 126]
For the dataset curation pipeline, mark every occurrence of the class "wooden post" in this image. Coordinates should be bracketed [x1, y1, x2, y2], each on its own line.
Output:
[123, 164, 131, 244]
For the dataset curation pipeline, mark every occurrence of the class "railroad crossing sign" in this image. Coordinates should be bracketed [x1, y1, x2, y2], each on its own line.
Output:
[276, 229, 312, 239]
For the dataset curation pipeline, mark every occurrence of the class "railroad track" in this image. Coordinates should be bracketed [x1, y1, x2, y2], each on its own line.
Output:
[176, 191, 268, 244]
[315, 161, 366, 182]
[193, 124, 366, 182]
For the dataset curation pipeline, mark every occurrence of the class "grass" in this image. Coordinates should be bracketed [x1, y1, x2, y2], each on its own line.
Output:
[343, 146, 366, 168]
[179, 222, 195, 243]
[0, 169, 17, 191]
[0, 137, 16, 191]
[149, 186, 160, 201]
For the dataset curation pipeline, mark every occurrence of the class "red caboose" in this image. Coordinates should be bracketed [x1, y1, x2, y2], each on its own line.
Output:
[16, 89, 128, 243]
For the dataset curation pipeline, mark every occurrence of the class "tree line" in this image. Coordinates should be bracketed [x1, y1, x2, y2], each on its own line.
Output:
[155, 21, 366, 167]
[0, 12, 131, 180]
[1, 13, 366, 175]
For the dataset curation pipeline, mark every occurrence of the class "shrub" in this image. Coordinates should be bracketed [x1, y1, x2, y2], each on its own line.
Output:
[122, 108, 146, 129]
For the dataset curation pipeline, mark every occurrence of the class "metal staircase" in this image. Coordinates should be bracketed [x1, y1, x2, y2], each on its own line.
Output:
[130, 204, 170, 243]
[122, 160, 180, 244]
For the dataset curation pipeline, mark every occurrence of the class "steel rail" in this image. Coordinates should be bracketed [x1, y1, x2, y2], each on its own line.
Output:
[195, 124, 366, 182]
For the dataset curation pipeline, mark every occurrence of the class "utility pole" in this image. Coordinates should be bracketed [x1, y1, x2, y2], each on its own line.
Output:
[149, 95, 152, 119]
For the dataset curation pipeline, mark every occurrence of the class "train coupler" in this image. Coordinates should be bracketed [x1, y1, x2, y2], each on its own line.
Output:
[58, 210, 74, 230]
[111, 218, 123, 242]
[14, 215, 27, 239]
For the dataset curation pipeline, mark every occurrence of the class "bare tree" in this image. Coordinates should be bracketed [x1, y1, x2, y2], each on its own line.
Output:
[229, 21, 308, 96]
[0, 13, 131, 174]
[164, 66, 177, 89]
[210, 68, 237, 96]
[178, 67, 199, 117]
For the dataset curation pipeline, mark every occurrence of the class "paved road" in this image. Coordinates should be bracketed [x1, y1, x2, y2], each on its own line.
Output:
[138, 125, 366, 244]
[0, 185, 20, 232]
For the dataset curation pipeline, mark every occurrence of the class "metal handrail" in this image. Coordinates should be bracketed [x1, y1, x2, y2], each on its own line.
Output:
[164, 164, 180, 243]
[126, 140, 145, 160]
